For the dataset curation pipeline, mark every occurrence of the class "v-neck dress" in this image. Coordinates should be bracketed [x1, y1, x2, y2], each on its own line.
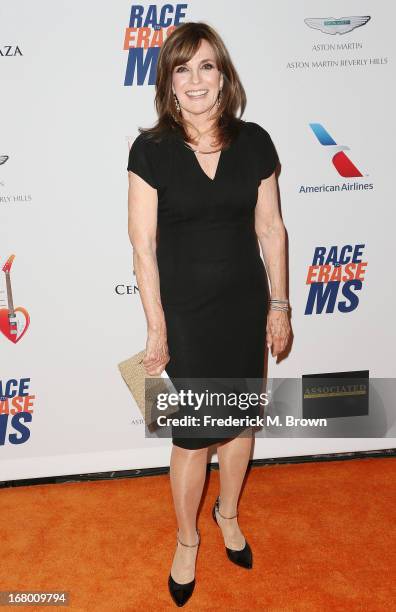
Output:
[127, 120, 278, 449]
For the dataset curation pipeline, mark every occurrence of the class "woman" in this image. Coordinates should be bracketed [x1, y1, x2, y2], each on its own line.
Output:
[127, 22, 291, 607]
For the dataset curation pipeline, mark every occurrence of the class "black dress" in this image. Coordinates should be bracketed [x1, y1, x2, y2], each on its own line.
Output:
[127, 120, 278, 449]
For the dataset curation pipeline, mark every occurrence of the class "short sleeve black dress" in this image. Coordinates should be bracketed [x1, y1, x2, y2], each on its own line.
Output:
[127, 120, 278, 449]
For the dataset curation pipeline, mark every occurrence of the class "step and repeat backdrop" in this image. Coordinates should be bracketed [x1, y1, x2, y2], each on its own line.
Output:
[1, 1, 395, 481]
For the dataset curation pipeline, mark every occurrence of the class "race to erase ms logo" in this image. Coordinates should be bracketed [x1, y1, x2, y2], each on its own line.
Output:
[0, 378, 35, 446]
[300, 123, 373, 193]
[123, 4, 188, 85]
[305, 244, 368, 315]
[0, 254, 30, 344]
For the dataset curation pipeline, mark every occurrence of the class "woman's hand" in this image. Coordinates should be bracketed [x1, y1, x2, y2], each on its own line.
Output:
[266, 310, 291, 357]
[143, 329, 170, 375]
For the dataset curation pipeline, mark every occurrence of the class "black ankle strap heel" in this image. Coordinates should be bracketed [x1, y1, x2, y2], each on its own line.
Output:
[168, 528, 200, 607]
[212, 496, 253, 569]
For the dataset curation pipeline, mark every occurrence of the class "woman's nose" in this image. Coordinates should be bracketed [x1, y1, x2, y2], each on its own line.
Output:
[189, 70, 201, 84]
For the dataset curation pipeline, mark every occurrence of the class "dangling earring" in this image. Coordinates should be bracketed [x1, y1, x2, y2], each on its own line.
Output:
[217, 72, 223, 109]
[173, 92, 181, 113]
[217, 89, 223, 118]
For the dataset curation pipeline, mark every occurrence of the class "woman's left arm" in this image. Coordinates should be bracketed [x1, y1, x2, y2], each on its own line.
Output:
[254, 171, 291, 357]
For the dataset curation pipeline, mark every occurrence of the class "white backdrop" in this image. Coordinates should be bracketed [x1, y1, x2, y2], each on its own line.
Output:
[1, 1, 395, 481]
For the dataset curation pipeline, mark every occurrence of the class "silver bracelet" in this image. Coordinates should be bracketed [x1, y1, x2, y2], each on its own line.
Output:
[269, 298, 289, 312]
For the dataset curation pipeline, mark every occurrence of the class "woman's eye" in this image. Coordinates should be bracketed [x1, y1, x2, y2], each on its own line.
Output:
[175, 63, 215, 73]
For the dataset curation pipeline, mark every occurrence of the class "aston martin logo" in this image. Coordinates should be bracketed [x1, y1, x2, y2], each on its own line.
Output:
[304, 16, 371, 35]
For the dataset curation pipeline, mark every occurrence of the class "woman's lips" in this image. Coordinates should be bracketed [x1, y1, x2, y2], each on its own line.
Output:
[185, 90, 208, 99]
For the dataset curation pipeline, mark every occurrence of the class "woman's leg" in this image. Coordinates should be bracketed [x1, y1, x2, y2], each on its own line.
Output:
[169, 444, 208, 583]
[215, 428, 253, 550]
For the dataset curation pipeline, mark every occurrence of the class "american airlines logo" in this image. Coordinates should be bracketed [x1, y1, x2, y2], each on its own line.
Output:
[309, 123, 363, 178]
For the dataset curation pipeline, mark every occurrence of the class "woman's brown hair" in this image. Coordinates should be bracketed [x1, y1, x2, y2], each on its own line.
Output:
[137, 21, 247, 150]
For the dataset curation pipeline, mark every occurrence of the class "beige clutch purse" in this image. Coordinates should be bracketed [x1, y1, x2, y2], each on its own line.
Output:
[118, 349, 179, 428]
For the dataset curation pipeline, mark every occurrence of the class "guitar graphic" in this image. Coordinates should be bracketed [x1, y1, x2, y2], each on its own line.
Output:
[0, 254, 30, 343]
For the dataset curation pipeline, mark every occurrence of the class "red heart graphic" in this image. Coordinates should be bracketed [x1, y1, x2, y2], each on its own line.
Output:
[0, 307, 30, 343]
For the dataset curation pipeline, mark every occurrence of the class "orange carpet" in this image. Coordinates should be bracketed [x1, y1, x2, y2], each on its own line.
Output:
[0, 457, 395, 611]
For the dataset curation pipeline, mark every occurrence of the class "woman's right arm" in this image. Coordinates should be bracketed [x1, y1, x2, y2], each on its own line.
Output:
[127, 170, 170, 375]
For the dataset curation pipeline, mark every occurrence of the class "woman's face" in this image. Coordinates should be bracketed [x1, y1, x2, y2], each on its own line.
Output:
[172, 38, 223, 120]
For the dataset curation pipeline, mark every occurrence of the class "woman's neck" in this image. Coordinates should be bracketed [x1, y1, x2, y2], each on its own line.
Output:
[184, 115, 217, 140]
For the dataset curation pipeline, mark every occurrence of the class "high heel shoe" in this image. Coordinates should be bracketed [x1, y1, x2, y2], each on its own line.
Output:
[212, 496, 252, 569]
[168, 528, 200, 607]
